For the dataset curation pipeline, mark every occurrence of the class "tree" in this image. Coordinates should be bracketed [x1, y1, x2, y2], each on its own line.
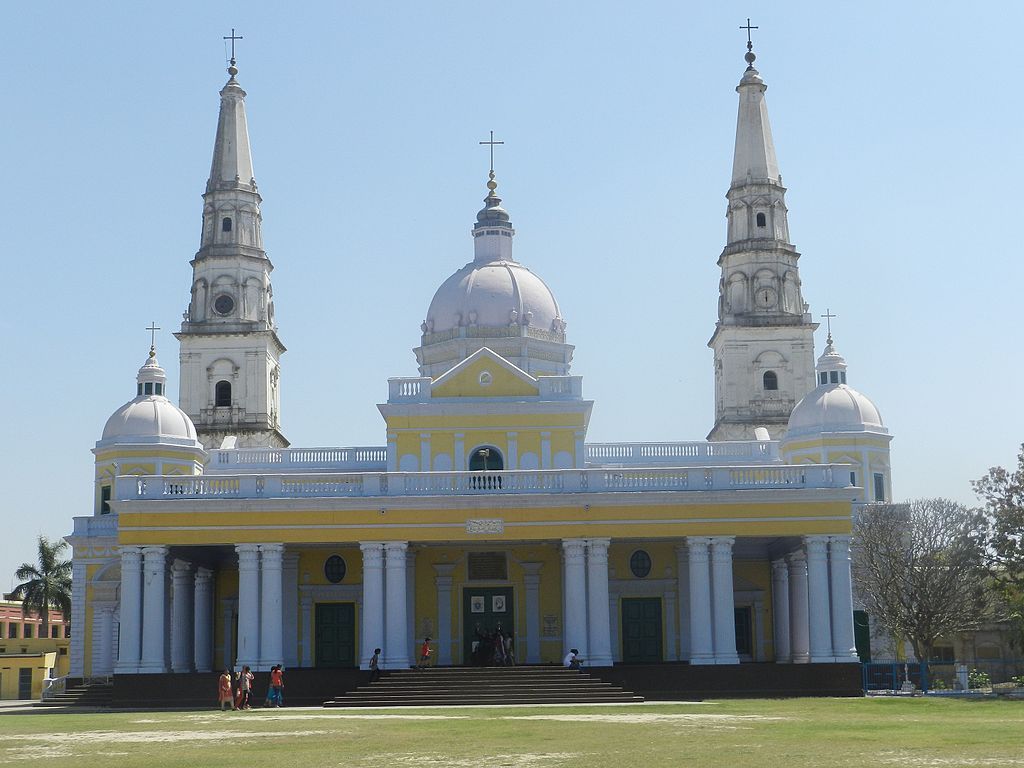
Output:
[9, 535, 72, 637]
[852, 498, 990, 662]
[974, 444, 1024, 642]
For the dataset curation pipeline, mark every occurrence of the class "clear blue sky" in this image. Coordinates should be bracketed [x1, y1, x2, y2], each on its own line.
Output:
[1, 2, 1021, 589]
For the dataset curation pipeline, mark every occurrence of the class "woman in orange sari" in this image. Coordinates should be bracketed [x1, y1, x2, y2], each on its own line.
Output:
[218, 669, 235, 710]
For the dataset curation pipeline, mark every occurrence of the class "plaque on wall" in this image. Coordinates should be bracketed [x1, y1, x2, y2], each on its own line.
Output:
[492, 595, 506, 613]
[471, 595, 485, 613]
[467, 551, 508, 581]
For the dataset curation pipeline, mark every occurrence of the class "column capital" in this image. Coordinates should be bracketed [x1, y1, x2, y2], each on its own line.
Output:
[829, 535, 852, 549]
[771, 558, 790, 577]
[236, 544, 260, 567]
[687, 537, 711, 562]
[710, 536, 735, 555]
[120, 546, 143, 566]
[171, 558, 193, 575]
[142, 545, 169, 559]
[259, 543, 285, 556]
[519, 561, 544, 576]
[787, 549, 807, 566]
[561, 539, 586, 562]
[433, 563, 457, 577]
[803, 535, 829, 556]
[195, 566, 213, 585]
[586, 538, 611, 550]
[384, 541, 409, 556]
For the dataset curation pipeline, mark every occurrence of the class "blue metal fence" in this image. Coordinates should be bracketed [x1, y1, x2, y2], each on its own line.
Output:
[863, 659, 1024, 693]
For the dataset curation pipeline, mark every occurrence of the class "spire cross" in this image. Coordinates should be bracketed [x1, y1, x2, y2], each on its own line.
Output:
[146, 321, 161, 351]
[740, 18, 758, 51]
[223, 28, 243, 63]
[479, 131, 504, 175]
[820, 309, 836, 340]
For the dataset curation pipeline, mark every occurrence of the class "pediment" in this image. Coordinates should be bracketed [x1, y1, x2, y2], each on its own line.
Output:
[431, 348, 540, 398]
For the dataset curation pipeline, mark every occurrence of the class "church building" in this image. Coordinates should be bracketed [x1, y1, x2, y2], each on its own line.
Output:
[66, 42, 892, 695]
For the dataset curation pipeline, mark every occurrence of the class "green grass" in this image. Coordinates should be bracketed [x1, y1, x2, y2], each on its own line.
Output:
[1, 698, 1023, 767]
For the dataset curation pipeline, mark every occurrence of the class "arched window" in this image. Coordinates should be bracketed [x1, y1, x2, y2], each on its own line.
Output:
[756, 212, 766, 228]
[763, 371, 779, 391]
[222, 217, 232, 232]
[215, 380, 232, 407]
[469, 446, 504, 472]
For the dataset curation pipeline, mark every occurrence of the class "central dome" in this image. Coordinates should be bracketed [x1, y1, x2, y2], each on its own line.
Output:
[424, 259, 563, 337]
[414, 175, 574, 378]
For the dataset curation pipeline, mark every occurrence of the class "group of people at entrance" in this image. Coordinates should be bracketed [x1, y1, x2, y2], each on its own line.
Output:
[471, 625, 515, 666]
[218, 665, 285, 710]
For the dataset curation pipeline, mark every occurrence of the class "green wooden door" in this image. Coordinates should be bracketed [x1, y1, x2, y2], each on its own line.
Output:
[462, 587, 513, 665]
[621, 597, 662, 663]
[315, 603, 356, 668]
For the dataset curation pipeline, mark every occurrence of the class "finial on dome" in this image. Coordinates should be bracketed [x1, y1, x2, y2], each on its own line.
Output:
[223, 28, 243, 78]
[740, 18, 759, 69]
[821, 308, 836, 347]
[146, 321, 161, 359]
[479, 131, 504, 197]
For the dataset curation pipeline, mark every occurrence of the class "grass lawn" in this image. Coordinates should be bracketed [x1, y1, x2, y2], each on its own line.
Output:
[1, 698, 1022, 767]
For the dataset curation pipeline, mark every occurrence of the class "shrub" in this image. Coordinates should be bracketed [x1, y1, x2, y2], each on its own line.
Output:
[968, 668, 992, 689]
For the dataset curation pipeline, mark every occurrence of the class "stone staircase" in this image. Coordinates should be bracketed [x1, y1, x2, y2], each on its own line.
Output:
[324, 665, 644, 707]
[34, 682, 113, 709]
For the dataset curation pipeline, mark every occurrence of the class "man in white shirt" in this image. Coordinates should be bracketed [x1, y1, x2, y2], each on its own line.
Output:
[563, 648, 583, 669]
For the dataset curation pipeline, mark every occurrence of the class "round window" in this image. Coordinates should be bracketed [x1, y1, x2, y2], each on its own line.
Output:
[324, 555, 346, 584]
[213, 294, 235, 316]
[629, 550, 652, 578]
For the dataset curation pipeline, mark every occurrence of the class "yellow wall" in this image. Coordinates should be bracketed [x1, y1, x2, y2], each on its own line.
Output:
[0, 652, 58, 700]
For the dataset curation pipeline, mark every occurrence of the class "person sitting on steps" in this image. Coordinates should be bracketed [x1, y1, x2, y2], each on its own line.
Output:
[563, 648, 584, 670]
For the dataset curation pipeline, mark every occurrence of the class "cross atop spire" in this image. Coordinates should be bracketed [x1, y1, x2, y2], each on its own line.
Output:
[146, 321, 161, 358]
[223, 28, 243, 77]
[740, 18, 758, 68]
[820, 308, 837, 343]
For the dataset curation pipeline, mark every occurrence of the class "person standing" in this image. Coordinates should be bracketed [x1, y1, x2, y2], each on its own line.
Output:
[239, 665, 254, 709]
[369, 648, 382, 682]
[268, 665, 284, 707]
[418, 637, 432, 669]
[218, 669, 234, 711]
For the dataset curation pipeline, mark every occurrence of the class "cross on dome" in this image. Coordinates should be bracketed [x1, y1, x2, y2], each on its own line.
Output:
[146, 320, 161, 358]
[820, 308, 837, 344]
[479, 131, 504, 194]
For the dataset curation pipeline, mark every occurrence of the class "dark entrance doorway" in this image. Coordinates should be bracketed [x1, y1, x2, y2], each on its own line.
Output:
[735, 605, 753, 658]
[621, 597, 662, 663]
[315, 603, 356, 668]
[462, 587, 513, 665]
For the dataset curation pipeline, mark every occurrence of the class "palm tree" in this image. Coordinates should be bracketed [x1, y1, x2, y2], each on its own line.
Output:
[10, 536, 72, 638]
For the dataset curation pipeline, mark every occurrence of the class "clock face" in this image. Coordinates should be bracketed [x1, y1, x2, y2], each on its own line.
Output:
[213, 294, 235, 316]
[757, 288, 777, 308]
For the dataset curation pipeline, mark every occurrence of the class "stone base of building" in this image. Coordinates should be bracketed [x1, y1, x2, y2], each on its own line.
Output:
[590, 662, 863, 699]
[111, 663, 862, 707]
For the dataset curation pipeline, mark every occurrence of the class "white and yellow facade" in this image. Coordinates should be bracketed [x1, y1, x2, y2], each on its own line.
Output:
[67, 47, 892, 682]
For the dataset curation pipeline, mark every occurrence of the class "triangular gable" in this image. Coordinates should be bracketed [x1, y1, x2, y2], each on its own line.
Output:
[431, 347, 540, 398]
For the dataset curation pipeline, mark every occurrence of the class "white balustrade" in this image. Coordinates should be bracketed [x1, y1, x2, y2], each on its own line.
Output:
[585, 440, 779, 466]
[118, 463, 850, 501]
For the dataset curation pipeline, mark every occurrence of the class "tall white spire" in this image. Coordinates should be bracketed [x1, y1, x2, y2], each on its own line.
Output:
[175, 51, 287, 449]
[707, 33, 817, 442]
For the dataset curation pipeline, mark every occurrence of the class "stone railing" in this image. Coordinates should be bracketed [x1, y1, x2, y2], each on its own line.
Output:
[387, 375, 583, 402]
[586, 440, 779, 465]
[212, 446, 388, 471]
[119, 464, 846, 501]
[71, 514, 119, 537]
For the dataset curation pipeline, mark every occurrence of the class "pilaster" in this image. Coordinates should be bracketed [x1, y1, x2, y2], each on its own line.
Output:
[787, 551, 810, 664]
[771, 558, 791, 662]
[687, 537, 714, 664]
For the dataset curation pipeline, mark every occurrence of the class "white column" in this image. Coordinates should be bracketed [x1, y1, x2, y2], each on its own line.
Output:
[235, 544, 261, 669]
[139, 545, 169, 673]
[170, 559, 194, 672]
[260, 544, 284, 670]
[521, 562, 543, 664]
[300, 596, 313, 667]
[710, 537, 739, 664]
[69, 559, 88, 677]
[788, 551, 810, 664]
[829, 536, 859, 661]
[193, 567, 214, 673]
[406, 549, 417, 666]
[359, 543, 385, 669]
[771, 558, 791, 662]
[420, 433, 431, 471]
[116, 546, 143, 674]
[507, 432, 519, 469]
[675, 545, 691, 661]
[541, 432, 552, 468]
[221, 599, 236, 670]
[386, 432, 398, 472]
[664, 591, 678, 662]
[454, 433, 465, 469]
[586, 539, 613, 666]
[687, 537, 714, 665]
[562, 539, 588, 657]
[574, 430, 586, 468]
[384, 542, 409, 669]
[434, 564, 456, 666]
[98, 606, 115, 675]
[805, 536, 832, 663]
[282, 553, 300, 668]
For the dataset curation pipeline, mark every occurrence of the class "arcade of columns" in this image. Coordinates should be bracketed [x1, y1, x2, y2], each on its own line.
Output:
[111, 535, 856, 673]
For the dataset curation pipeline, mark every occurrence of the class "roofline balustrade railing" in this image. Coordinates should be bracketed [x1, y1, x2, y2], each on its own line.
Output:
[118, 464, 849, 501]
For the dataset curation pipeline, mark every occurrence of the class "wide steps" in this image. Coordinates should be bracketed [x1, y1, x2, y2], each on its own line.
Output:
[324, 665, 643, 708]
[34, 684, 113, 708]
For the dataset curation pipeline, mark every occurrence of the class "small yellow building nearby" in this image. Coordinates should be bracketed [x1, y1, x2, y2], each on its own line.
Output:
[66, 44, 892, 694]
[0, 652, 58, 700]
